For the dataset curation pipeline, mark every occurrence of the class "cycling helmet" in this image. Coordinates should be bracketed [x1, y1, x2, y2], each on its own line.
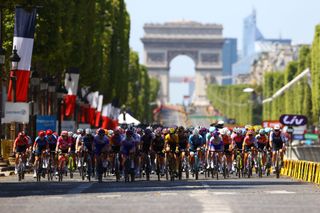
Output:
[259, 129, 266, 135]
[193, 128, 199, 135]
[136, 128, 143, 135]
[108, 130, 114, 136]
[38, 131, 45, 137]
[97, 128, 105, 135]
[61, 131, 68, 136]
[217, 120, 224, 125]
[220, 127, 229, 135]
[85, 128, 92, 135]
[247, 130, 254, 136]
[209, 126, 216, 133]
[77, 128, 83, 134]
[155, 128, 162, 136]
[68, 131, 73, 137]
[126, 129, 134, 137]
[199, 127, 207, 135]
[169, 128, 175, 134]
[274, 125, 281, 131]
[46, 129, 53, 136]
[18, 131, 25, 137]
[145, 128, 152, 135]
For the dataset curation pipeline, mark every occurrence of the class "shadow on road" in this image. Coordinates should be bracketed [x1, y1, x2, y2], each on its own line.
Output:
[0, 177, 306, 198]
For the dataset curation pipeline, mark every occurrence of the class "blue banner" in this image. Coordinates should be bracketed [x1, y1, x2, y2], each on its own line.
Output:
[36, 115, 56, 132]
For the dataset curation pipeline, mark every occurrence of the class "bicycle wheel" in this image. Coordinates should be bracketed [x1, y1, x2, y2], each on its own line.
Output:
[276, 153, 281, 179]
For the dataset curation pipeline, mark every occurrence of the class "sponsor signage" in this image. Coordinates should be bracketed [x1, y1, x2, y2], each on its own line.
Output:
[2, 102, 29, 123]
[304, 133, 319, 141]
[279, 114, 308, 126]
[262, 120, 281, 128]
[36, 115, 56, 132]
[78, 123, 90, 130]
[286, 126, 294, 134]
[293, 134, 304, 141]
[57, 121, 76, 132]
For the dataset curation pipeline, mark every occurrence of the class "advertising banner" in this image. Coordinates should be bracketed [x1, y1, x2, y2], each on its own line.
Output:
[2, 102, 29, 123]
[36, 115, 56, 132]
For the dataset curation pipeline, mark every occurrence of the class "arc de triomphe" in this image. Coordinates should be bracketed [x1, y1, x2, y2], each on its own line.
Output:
[141, 21, 224, 106]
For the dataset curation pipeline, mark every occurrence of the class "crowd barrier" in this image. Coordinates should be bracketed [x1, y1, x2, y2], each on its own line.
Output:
[281, 159, 320, 184]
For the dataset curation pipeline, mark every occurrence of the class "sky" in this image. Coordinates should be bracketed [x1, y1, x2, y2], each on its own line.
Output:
[125, 0, 320, 104]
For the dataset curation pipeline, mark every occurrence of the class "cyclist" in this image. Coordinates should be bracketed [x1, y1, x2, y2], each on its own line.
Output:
[243, 129, 257, 171]
[13, 132, 29, 174]
[93, 128, 110, 180]
[121, 129, 137, 176]
[231, 128, 244, 170]
[46, 129, 57, 174]
[189, 128, 204, 171]
[165, 127, 179, 176]
[109, 127, 124, 175]
[33, 131, 49, 178]
[177, 126, 189, 170]
[152, 128, 165, 175]
[55, 131, 71, 176]
[140, 128, 154, 175]
[269, 125, 287, 170]
[76, 128, 94, 177]
[221, 127, 232, 173]
[256, 129, 269, 173]
[207, 129, 223, 169]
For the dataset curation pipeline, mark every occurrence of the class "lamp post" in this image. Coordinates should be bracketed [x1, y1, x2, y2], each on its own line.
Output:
[56, 84, 67, 135]
[243, 87, 262, 124]
[134, 81, 141, 117]
[30, 69, 40, 139]
[10, 46, 20, 103]
[48, 78, 56, 115]
[40, 78, 48, 115]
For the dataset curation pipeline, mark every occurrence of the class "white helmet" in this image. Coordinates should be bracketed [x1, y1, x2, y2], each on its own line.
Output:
[220, 127, 229, 136]
[218, 120, 224, 125]
[274, 125, 281, 131]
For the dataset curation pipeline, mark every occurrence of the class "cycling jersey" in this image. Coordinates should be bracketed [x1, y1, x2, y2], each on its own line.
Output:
[243, 135, 257, 151]
[270, 132, 286, 151]
[110, 134, 123, 152]
[221, 135, 232, 154]
[152, 135, 165, 153]
[141, 133, 153, 153]
[178, 133, 188, 150]
[82, 134, 94, 151]
[34, 136, 48, 155]
[256, 134, 268, 150]
[46, 135, 57, 151]
[165, 134, 179, 151]
[189, 134, 204, 152]
[208, 136, 223, 152]
[14, 136, 29, 153]
[93, 135, 109, 155]
[57, 136, 71, 152]
[121, 136, 135, 156]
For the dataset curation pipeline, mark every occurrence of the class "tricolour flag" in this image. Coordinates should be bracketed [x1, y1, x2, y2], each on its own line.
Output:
[64, 67, 80, 117]
[101, 104, 112, 129]
[95, 95, 103, 127]
[7, 7, 37, 102]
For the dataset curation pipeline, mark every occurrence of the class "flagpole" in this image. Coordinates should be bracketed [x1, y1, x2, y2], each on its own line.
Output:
[0, 5, 5, 160]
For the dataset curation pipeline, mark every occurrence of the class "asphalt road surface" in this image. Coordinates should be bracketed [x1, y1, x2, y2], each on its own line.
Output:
[1, 173, 319, 213]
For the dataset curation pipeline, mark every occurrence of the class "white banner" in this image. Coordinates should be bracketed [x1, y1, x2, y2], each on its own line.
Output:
[56, 120, 76, 132]
[2, 102, 30, 123]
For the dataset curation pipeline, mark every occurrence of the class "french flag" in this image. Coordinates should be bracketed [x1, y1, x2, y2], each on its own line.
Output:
[64, 67, 80, 117]
[7, 7, 37, 102]
[101, 104, 112, 129]
[87, 91, 99, 126]
[95, 95, 103, 127]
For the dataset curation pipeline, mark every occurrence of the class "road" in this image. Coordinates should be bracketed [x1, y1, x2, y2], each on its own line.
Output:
[188, 106, 213, 127]
[0, 173, 319, 213]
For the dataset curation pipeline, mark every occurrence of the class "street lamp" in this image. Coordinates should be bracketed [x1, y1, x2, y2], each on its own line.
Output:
[48, 77, 56, 115]
[56, 84, 67, 134]
[10, 46, 20, 103]
[29, 69, 40, 140]
[40, 77, 48, 115]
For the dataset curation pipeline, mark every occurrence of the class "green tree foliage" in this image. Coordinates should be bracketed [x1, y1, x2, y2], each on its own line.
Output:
[1, 0, 159, 122]
[207, 84, 255, 125]
[311, 25, 320, 124]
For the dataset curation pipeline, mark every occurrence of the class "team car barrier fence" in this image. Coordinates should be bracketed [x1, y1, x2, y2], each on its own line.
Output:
[281, 160, 320, 184]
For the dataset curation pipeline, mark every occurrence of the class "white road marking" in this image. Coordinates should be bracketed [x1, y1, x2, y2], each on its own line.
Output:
[160, 192, 178, 196]
[265, 190, 296, 194]
[46, 196, 64, 199]
[68, 183, 93, 194]
[212, 192, 238, 195]
[190, 182, 233, 213]
[96, 194, 121, 199]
